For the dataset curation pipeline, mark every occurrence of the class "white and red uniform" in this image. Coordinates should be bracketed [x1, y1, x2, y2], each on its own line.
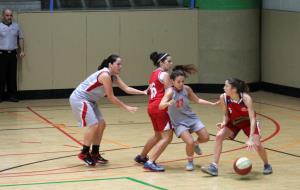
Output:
[224, 93, 260, 139]
[147, 68, 172, 132]
[69, 68, 115, 127]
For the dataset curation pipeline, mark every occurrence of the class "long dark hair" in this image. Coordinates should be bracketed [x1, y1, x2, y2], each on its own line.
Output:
[150, 51, 169, 67]
[226, 78, 249, 93]
[98, 54, 120, 70]
[170, 64, 197, 80]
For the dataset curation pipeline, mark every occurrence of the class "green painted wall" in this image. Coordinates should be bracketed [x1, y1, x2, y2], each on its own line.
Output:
[184, 0, 261, 10]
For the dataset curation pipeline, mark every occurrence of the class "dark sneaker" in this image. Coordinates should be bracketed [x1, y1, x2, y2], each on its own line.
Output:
[201, 163, 218, 176]
[134, 155, 149, 164]
[91, 153, 108, 164]
[144, 162, 165, 172]
[263, 164, 273, 175]
[78, 152, 96, 166]
[194, 144, 202, 155]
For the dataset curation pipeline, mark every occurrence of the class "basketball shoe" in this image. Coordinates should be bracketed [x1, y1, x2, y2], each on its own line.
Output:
[201, 163, 218, 176]
[134, 155, 149, 164]
[91, 153, 109, 164]
[78, 152, 96, 166]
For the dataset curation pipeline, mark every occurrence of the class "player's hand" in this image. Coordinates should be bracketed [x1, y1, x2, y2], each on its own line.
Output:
[142, 89, 148, 95]
[168, 99, 175, 106]
[216, 122, 225, 130]
[144, 85, 150, 95]
[20, 51, 25, 58]
[213, 100, 220, 106]
[125, 106, 138, 113]
[246, 137, 255, 151]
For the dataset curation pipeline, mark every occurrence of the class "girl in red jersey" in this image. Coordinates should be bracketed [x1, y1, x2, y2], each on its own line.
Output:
[134, 51, 173, 172]
[201, 78, 273, 176]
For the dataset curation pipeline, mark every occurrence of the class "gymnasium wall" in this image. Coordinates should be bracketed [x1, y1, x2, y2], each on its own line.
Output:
[198, 9, 260, 84]
[15, 7, 259, 93]
[262, 0, 300, 89]
[8, 0, 264, 98]
[16, 10, 199, 91]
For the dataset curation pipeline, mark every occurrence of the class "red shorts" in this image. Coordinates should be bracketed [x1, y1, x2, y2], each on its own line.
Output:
[226, 120, 261, 140]
[148, 107, 172, 132]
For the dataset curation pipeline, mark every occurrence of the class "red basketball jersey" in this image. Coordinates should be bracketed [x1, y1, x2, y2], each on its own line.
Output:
[225, 94, 252, 127]
[148, 68, 165, 109]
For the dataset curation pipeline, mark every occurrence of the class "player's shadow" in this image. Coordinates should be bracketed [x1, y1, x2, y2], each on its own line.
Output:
[230, 171, 262, 181]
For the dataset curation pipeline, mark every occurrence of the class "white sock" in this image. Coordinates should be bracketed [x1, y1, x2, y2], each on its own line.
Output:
[147, 160, 153, 164]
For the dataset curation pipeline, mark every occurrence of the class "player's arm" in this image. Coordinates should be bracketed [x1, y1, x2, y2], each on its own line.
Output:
[159, 88, 174, 110]
[98, 73, 137, 113]
[114, 75, 147, 95]
[217, 94, 229, 129]
[160, 72, 171, 89]
[186, 85, 218, 106]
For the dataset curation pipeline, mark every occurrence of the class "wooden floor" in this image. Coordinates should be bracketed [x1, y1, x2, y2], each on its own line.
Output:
[0, 91, 299, 190]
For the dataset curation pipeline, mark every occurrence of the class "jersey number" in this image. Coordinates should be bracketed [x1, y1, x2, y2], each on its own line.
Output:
[149, 83, 157, 99]
[176, 98, 184, 108]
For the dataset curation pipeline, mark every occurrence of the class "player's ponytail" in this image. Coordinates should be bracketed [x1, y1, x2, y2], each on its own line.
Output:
[227, 78, 249, 93]
[98, 54, 120, 70]
[150, 51, 169, 67]
[170, 64, 197, 80]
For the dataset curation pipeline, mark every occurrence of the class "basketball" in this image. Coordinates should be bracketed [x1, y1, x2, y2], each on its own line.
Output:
[233, 157, 252, 175]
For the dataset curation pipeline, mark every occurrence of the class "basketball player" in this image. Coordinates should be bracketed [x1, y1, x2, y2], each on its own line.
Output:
[134, 51, 173, 172]
[70, 54, 147, 166]
[159, 65, 218, 171]
[201, 78, 273, 176]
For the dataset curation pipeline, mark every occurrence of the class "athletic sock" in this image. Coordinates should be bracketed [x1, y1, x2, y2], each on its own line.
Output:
[81, 145, 90, 154]
[91, 145, 100, 154]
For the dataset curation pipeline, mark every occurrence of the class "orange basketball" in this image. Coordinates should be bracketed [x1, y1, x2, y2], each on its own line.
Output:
[233, 157, 252, 175]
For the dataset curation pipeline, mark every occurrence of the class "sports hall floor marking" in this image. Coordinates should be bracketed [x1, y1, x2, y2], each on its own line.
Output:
[0, 177, 167, 190]
[0, 114, 280, 177]
[254, 101, 300, 112]
[0, 112, 282, 176]
[27, 106, 83, 146]
[102, 138, 132, 148]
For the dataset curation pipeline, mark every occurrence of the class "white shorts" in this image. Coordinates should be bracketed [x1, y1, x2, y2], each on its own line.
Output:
[69, 94, 103, 127]
[174, 120, 205, 138]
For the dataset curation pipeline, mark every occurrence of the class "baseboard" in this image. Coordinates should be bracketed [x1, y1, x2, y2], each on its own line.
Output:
[18, 89, 74, 100]
[261, 82, 300, 98]
[188, 82, 260, 94]
[17, 82, 262, 100]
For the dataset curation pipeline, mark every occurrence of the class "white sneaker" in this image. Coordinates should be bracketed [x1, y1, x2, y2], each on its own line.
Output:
[186, 161, 194, 171]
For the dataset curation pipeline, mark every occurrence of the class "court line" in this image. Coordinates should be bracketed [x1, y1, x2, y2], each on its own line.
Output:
[0, 155, 77, 173]
[1, 96, 298, 112]
[126, 177, 167, 190]
[254, 101, 300, 112]
[0, 122, 150, 132]
[210, 134, 300, 158]
[102, 138, 132, 148]
[0, 177, 167, 190]
[20, 141, 41, 144]
[26, 106, 83, 146]
[0, 113, 281, 176]
[0, 150, 77, 157]
[0, 126, 53, 131]
[63, 145, 80, 148]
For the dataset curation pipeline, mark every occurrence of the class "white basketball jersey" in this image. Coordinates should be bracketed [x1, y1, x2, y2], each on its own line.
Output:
[72, 68, 111, 102]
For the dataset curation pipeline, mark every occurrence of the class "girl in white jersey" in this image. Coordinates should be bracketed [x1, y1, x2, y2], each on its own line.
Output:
[70, 54, 147, 166]
[159, 65, 218, 170]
